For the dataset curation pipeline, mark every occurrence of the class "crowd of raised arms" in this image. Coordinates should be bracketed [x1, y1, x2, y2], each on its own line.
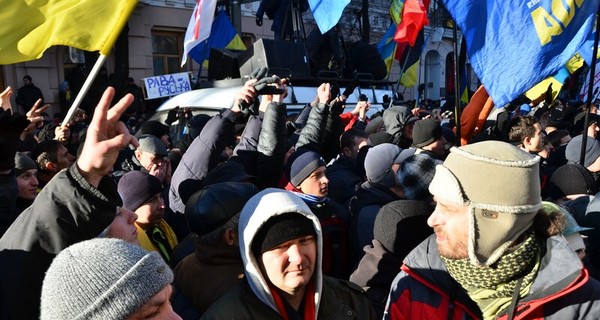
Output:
[2, 71, 600, 320]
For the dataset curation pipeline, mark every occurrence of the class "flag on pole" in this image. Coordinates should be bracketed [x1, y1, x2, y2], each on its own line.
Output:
[187, 10, 247, 66]
[182, 0, 217, 66]
[389, 0, 406, 25]
[0, 0, 137, 64]
[441, 0, 599, 107]
[394, 0, 430, 46]
[526, 54, 584, 102]
[308, 0, 351, 34]
[378, 23, 399, 75]
[396, 30, 425, 87]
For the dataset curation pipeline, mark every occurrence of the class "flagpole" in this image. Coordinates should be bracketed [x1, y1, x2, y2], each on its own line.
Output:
[452, 23, 461, 143]
[395, 46, 414, 100]
[580, 6, 600, 166]
[63, 54, 108, 125]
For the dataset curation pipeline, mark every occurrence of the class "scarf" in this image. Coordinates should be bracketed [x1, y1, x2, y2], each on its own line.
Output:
[289, 190, 326, 206]
[441, 230, 540, 320]
[269, 282, 316, 320]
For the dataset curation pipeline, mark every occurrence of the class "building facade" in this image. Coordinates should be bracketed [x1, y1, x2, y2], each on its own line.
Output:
[1, 0, 474, 115]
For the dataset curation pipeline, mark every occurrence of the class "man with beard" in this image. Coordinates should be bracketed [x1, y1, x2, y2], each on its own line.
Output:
[384, 141, 600, 319]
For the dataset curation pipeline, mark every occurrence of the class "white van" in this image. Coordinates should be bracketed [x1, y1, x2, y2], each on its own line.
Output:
[147, 78, 393, 141]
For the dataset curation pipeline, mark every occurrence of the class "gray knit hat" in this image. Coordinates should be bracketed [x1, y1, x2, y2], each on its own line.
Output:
[41, 238, 173, 320]
[14, 152, 37, 176]
[429, 141, 542, 266]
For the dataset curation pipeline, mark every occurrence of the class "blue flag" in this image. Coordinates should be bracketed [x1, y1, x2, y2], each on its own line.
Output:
[188, 10, 246, 65]
[442, 0, 599, 107]
[308, 0, 350, 34]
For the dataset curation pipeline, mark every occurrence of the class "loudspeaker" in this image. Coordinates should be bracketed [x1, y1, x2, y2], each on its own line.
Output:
[208, 48, 243, 80]
[238, 39, 310, 78]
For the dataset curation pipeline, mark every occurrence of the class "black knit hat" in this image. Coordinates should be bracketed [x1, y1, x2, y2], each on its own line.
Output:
[117, 171, 163, 211]
[412, 119, 443, 148]
[548, 164, 598, 200]
[287, 149, 326, 187]
[251, 213, 316, 258]
[374, 200, 433, 258]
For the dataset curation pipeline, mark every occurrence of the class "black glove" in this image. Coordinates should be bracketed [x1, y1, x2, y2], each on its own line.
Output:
[165, 107, 179, 126]
[256, 17, 263, 26]
[342, 77, 360, 98]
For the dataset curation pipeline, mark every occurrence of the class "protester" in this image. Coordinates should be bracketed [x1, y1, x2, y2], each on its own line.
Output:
[31, 139, 76, 187]
[384, 141, 600, 319]
[350, 200, 433, 318]
[350, 143, 405, 262]
[326, 128, 368, 206]
[15, 75, 44, 112]
[202, 189, 376, 319]
[41, 238, 180, 320]
[14, 152, 38, 216]
[411, 118, 448, 161]
[0, 87, 138, 319]
[174, 182, 259, 315]
[118, 170, 178, 265]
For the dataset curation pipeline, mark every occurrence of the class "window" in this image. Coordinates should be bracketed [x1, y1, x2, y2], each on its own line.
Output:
[152, 30, 185, 75]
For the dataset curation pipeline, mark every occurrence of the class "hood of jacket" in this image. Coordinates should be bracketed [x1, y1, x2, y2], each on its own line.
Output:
[238, 188, 324, 318]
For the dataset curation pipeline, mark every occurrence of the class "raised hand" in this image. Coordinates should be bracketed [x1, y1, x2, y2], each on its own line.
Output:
[1, 86, 13, 112]
[317, 82, 331, 105]
[77, 87, 138, 187]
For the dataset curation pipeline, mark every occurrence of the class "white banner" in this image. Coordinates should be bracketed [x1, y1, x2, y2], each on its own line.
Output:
[143, 72, 192, 100]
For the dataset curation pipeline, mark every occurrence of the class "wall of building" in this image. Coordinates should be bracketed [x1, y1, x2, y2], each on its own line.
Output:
[1, 0, 468, 114]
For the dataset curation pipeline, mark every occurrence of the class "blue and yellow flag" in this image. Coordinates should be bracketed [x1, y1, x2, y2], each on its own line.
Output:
[526, 54, 585, 102]
[188, 10, 247, 67]
[442, 0, 599, 107]
[390, 0, 405, 25]
[378, 23, 398, 75]
[397, 30, 425, 87]
[0, 0, 137, 64]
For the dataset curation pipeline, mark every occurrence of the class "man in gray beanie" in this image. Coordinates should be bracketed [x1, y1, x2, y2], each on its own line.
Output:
[41, 238, 181, 320]
[384, 140, 600, 319]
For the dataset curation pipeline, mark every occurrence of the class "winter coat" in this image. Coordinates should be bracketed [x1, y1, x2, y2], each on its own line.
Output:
[349, 240, 403, 319]
[349, 182, 399, 263]
[326, 155, 363, 207]
[174, 240, 244, 315]
[169, 109, 238, 213]
[384, 234, 600, 319]
[202, 189, 376, 319]
[0, 165, 119, 320]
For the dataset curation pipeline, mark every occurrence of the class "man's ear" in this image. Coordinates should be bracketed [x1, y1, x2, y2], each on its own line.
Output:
[134, 149, 142, 161]
[523, 136, 532, 147]
[223, 228, 239, 246]
[342, 147, 352, 158]
[45, 162, 58, 172]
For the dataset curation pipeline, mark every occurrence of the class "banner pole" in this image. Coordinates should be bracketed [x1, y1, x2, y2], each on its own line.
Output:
[580, 6, 600, 166]
[453, 23, 461, 143]
[63, 54, 108, 125]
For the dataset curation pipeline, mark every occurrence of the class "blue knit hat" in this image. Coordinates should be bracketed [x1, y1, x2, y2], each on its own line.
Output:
[287, 149, 326, 187]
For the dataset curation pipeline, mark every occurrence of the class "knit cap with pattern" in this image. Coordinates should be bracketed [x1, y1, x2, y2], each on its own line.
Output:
[41, 238, 173, 320]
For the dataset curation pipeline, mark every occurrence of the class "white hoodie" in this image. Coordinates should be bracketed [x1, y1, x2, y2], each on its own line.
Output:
[238, 188, 324, 319]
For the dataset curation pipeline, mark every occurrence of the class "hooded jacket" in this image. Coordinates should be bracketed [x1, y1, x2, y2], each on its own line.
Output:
[384, 234, 600, 319]
[202, 189, 375, 319]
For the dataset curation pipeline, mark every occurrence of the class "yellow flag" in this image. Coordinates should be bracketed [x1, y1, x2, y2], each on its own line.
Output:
[525, 54, 584, 102]
[0, 0, 137, 64]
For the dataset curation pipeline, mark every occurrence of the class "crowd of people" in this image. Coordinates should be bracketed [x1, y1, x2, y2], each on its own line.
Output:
[1, 70, 600, 319]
